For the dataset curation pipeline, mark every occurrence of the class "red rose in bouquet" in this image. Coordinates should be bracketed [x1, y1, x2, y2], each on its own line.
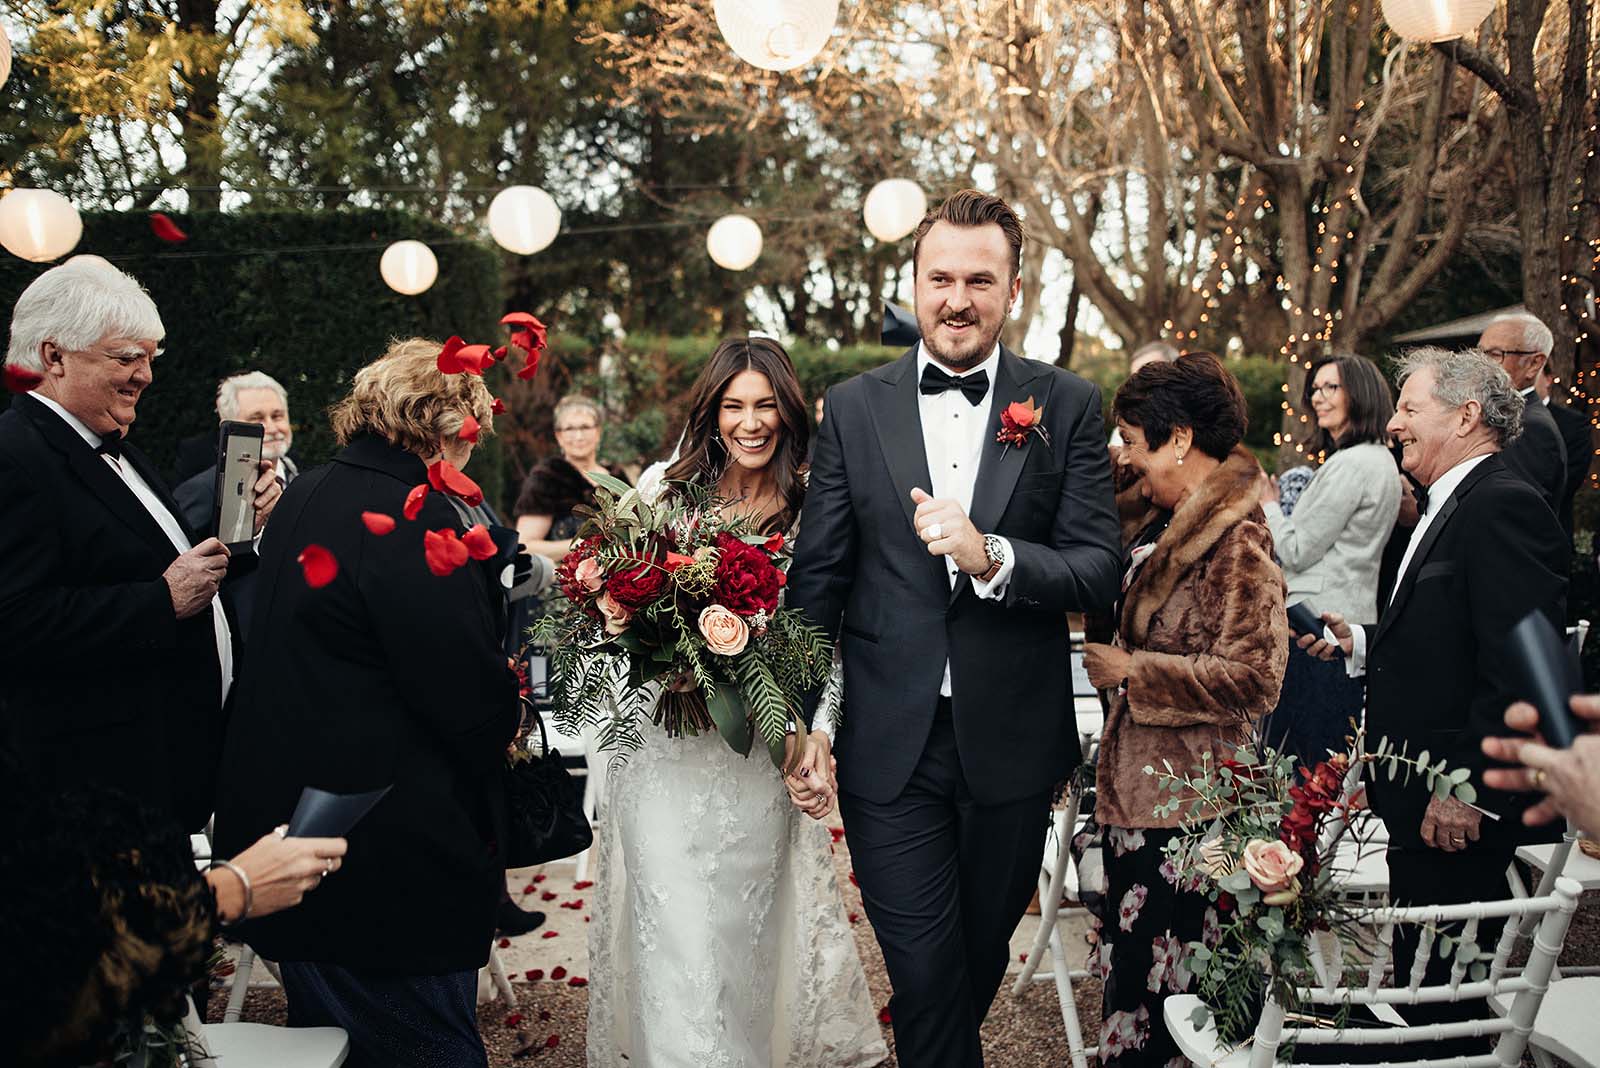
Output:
[557, 536, 604, 604]
[712, 533, 783, 616]
[606, 555, 670, 612]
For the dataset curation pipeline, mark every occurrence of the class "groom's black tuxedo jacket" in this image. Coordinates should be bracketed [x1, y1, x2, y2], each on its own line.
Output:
[1359, 454, 1566, 853]
[789, 346, 1122, 806]
[0, 393, 227, 831]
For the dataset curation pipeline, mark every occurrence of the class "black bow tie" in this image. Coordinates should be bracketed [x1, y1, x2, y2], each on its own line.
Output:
[96, 432, 122, 460]
[1412, 481, 1429, 517]
[919, 363, 989, 406]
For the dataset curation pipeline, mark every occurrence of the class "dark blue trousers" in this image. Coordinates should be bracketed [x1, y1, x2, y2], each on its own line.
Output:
[281, 960, 486, 1068]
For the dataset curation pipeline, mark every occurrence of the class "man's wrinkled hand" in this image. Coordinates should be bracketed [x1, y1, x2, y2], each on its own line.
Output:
[164, 538, 229, 619]
[1420, 794, 1482, 853]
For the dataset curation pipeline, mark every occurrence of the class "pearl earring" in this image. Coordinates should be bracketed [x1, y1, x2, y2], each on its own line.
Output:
[1176, 451, 1185, 465]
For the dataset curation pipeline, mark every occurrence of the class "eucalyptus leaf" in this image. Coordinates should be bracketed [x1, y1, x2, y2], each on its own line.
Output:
[1449, 767, 1472, 784]
[1453, 782, 1477, 804]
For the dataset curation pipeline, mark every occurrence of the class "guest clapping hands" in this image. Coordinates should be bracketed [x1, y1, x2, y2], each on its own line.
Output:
[1482, 696, 1600, 837]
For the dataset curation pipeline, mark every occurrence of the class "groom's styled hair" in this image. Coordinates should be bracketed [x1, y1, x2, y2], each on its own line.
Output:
[910, 189, 1026, 282]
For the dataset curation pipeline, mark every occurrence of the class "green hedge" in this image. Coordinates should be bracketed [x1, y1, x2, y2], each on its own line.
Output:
[0, 209, 508, 505]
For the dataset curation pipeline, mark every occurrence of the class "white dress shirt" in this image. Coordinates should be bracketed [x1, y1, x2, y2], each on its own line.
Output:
[1335, 453, 1492, 678]
[914, 342, 1016, 696]
[33, 394, 234, 704]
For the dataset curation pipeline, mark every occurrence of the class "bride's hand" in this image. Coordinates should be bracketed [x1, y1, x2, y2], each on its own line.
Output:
[786, 731, 835, 820]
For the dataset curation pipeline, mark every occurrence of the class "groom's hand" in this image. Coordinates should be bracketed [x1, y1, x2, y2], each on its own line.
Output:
[910, 488, 988, 574]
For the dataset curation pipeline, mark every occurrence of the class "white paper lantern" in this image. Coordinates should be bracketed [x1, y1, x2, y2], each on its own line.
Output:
[487, 185, 561, 255]
[0, 25, 11, 91]
[1380, 0, 1496, 42]
[379, 240, 438, 295]
[706, 215, 763, 271]
[0, 189, 83, 263]
[713, 0, 839, 72]
[862, 179, 928, 243]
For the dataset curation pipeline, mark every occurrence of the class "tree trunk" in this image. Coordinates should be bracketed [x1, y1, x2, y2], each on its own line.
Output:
[176, 0, 224, 211]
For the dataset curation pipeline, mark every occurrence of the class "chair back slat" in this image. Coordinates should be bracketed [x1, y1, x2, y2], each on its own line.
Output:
[1406, 926, 1434, 991]
[1492, 877, 1581, 1065]
[1367, 921, 1393, 994]
[1488, 907, 1521, 984]
[1448, 917, 1478, 992]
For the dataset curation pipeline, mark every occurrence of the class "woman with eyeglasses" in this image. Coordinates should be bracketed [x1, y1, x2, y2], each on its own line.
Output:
[513, 394, 631, 564]
[1258, 354, 1401, 765]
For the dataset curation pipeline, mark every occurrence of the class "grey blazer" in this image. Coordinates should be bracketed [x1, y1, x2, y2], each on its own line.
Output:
[1265, 441, 1401, 626]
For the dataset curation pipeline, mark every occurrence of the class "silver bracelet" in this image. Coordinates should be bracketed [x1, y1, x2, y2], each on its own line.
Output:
[209, 860, 253, 925]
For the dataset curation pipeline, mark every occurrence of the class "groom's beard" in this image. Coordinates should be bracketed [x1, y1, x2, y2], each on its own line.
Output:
[918, 310, 1005, 372]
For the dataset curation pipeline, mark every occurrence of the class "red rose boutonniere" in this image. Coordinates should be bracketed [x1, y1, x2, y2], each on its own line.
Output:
[996, 396, 1050, 450]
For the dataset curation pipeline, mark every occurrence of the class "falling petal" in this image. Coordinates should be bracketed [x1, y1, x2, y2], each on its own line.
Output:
[423, 528, 470, 576]
[426, 459, 485, 506]
[361, 511, 397, 535]
[436, 335, 468, 374]
[2, 365, 43, 393]
[297, 544, 338, 588]
[403, 483, 430, 520]
[458, 415, 481, 444]
[149, 213, 188, 243]
[462, 524, 497, 561]
[492, 397, 507, 416]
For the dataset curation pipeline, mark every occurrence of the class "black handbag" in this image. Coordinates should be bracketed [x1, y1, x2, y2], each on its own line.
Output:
[503, 705, 593, 868]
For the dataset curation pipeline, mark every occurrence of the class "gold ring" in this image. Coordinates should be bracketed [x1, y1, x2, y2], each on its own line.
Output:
[1533, 768, 1548, 790]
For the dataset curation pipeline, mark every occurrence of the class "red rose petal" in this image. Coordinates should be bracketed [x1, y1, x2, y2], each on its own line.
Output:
[492, 345, 508, 362]
[551, 966, 567, 980]
[457, 343, 492, 375]
[3, 364, 43, 393]
[523, 883, 536, 895]
[533, 874, 546, 883]
[403, 483, 429, 520]
[462, 523, 497, 561]
[500, 311, 542, 329]
[149, 212, 188, 243]
[878, 1004, 892, 1024]
[541, 890, 557, 901]
[763, 534, 785, 554]
[539, 1010, 551, 1021]
[561, 898, 584, 909]
[848, 912, 860, 924]
[849, 872, 858, 887]
[498, 937, 511, 948]
[426, 459, 485, 506]
[457, 415, 481, 444]
[573, 880, 593, 890]
[361, 511, 397, 535]
[423, 527, 471, 576]
[541, 930, 559, 939]
[436, 335, 468, 374]
[829, 827, 845, 842]
[504, 1012, 523, 1027]
[492, 397, 507, 416]
[515, 349, 541, 381]
[524, 968, 544, 981]
[1019, 952, 1028, 962]
[297, 544, 338, 588]
[568, 977, 587, 988]
[545, 1034, 560, 1049]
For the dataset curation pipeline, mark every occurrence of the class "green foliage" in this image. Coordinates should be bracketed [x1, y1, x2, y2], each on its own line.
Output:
[0, 209, 509, 506]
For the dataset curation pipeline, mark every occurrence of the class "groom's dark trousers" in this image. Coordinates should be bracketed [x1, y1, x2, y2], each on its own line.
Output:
[790, 346, 1121, 1066]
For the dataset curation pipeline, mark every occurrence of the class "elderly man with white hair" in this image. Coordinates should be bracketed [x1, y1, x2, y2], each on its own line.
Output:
[0, 259, 281, 831]
[1478, 311, 1567, 509]
[174, 370, 297, 536]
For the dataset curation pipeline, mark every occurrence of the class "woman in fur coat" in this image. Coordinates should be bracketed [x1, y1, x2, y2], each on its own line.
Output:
[512, 394, 631, 564]
[1082, 351, 1289, 1067]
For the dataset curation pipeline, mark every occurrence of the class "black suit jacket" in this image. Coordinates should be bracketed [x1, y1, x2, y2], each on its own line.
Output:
[1361, 455, 1567, 852]
[213, 435, 519, 973]
[1544, 400, 1589, 541]
[788, 347, 1122, 806]
[1500, 395, 1567, 509]
[0, 394, 226, 831]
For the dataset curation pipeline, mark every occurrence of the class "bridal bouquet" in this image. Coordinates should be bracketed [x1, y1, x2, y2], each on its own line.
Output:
[1151, 732, 1479, 1048]
[529, 472, 831, 766]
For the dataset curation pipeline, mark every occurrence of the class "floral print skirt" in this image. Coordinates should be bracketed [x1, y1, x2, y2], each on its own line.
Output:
[1089, 824, 1217, 1068]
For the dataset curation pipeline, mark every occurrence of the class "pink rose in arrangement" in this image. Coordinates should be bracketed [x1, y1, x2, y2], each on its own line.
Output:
[573, 556, 605, 594]
[597, 590, 632, 635]
[698, 605, 750, 656]
[1241, 838, 1303, 894]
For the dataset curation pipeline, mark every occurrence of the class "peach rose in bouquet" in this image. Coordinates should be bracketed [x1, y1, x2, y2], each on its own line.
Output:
[1241, 838, 1303, 894]
[698, 605, 750, 656]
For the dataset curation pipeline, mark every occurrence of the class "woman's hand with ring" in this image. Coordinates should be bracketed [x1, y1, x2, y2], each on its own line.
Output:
[222, 831, 349, 921]
[1483, 696, 1600, 834]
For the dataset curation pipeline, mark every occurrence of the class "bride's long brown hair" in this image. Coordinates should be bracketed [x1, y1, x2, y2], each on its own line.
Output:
[664, 336, 811, 536]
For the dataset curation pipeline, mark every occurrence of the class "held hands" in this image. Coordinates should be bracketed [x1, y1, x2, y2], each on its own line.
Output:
[1257, 470, 1280, 505]
[909, 488, 988, 575]
[1298, 610, 1353, 661]
[164, 538, 230, 619]
[211, 828, 348, 922]
[1482, 696, 1600, 833]
[785, 731, 837, 821]
[1420, 794, 1482, 853]
[253, 459, 282, 533]
[1082, 643, 1133, 691]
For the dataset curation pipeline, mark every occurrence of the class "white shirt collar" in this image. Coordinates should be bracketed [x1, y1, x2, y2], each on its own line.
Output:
[1423, 453, 1494, 512]
[914, 341, 1002, 388]
[31, 392, 108, 451]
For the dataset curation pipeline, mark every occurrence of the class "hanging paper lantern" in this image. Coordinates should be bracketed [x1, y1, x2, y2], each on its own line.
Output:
[1380, 0, 1496, 42]
[487, 186, 561, 255]
[0, 190, 83, 263]
[706, 215, 763, 271]
[380, 240, 438, 295]
[0, 25, 11, 91]
[862, 179, 928, 243]
[713, 0, 839, 72]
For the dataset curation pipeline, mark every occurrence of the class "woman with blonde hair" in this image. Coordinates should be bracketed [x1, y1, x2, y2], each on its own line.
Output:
[215, 337, 519, 1068]
[513, 393, 630, 563]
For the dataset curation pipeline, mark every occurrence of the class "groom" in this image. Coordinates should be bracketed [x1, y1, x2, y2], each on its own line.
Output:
[789, 189, 1122, 1066]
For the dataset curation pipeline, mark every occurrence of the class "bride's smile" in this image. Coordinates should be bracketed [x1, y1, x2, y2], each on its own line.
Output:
[718, 368, 783, 470]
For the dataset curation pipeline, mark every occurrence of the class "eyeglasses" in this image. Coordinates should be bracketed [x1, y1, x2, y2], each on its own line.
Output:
[555, 423, 599, 434]
[1483, 348, 1543, 361]
[1309, 383, 1343, 399]
[58, 343, 162, 369]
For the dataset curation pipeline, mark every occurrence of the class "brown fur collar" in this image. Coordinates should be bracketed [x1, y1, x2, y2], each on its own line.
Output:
[1125, 445, 1265, 645]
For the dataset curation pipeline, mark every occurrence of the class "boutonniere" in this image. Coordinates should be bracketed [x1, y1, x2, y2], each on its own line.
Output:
[996, 397, 1051, 450]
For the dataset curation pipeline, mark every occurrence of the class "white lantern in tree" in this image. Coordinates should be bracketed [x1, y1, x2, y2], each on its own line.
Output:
[0, 189, 83, 263]
[380, 240, 438, 295]
[706, 215, 763, 271]
[862, 179, 928, 243]
[0, 25, 11, 91]
[714, 0, 839, 72]
[1380, 0, 1496, 42]
[487, 185, 561, 255]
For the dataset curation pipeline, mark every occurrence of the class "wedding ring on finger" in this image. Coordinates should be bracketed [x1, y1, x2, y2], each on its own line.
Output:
[923, 522, 943, 540]
[1533, 768, 1548, 790]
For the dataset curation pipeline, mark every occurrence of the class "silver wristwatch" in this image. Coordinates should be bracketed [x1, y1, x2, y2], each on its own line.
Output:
[979, 533, 1006, 579]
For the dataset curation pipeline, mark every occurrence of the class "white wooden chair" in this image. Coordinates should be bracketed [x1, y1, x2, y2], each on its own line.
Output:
[1491, 975, 1600, 1068]
[181, 994, 348, 1067]
[1164, 875, 1583, 1068]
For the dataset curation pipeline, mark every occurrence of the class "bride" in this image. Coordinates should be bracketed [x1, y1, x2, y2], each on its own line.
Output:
[586, 337, 886, 1068]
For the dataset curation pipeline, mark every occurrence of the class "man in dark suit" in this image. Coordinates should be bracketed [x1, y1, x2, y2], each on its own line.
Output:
[1536, 364, 1590, 543]
[788, 190, 1122, 1067]
[0, 260, 281, 832]
[1480, 315, 1567, 508]
[1310, 348, 1565, 1043]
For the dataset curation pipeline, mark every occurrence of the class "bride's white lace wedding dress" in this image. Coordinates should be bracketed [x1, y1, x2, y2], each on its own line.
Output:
[586, 463, 885, 1068]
